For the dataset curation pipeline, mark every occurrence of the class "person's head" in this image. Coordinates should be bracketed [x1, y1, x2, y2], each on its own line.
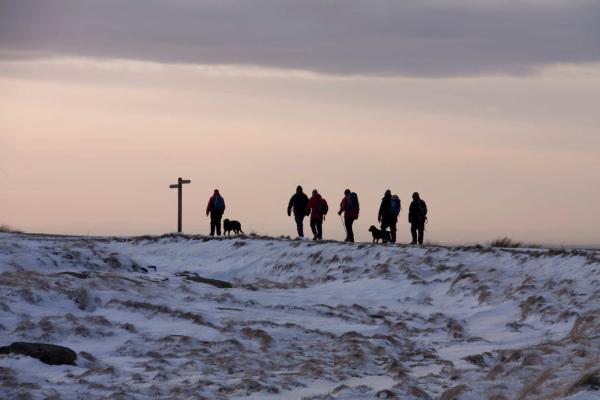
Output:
[312, 189, 318, 196]
[296, 185, 303, 193]
[344, 189, 351, 196]
[385, 189, 391, 197]
[413, 192, 420, 200]
[214, 189, 220, 195]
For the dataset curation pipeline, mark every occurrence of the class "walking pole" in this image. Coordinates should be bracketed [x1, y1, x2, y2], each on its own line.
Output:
[339, 214, 347, 238]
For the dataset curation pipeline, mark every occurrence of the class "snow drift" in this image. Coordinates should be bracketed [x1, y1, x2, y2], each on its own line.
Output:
[1, 232, 600, 399]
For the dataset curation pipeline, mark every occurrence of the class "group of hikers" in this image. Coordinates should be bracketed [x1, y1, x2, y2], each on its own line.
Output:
[287, 186, 428, 245]
[205, 186, 428, 245]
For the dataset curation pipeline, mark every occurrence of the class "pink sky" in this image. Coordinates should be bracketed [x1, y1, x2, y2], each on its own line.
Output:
[1, 59, 599, 245]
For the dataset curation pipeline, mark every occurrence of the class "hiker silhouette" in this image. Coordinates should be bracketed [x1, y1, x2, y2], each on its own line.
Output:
[338, 189, 359, 242]
[378, 190, 400, 243]
[206, 189, 225, 236]
[307, 189, 328, 240]
[287, 185, 309, 238]
[409, 192, 428, 245]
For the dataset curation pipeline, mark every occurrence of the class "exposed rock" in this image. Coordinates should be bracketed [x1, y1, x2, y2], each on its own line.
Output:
[0, 342, 77, 365]
[176, 271, 233, 288]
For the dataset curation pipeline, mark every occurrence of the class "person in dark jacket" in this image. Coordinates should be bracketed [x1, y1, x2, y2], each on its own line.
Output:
[287, 185, 309, 238]
[338, 189, 359, 242]
[307, 189, 328, 240]
[206, 189, 226, 236]
[378, 190, 397, 243]
[408, 192, 428, 245]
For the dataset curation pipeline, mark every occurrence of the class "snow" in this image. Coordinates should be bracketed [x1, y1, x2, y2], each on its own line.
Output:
[1, 232, 600, 399]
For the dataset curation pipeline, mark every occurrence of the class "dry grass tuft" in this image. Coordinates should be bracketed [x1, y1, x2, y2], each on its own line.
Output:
[109, 299, 206, 326]
[517, 368, 553, 400]
[519, 295, 545, 321]
[0, 224, 23, 234]
[240, 327, 273, 349]
[564, 368, 600, 396]
[439, 384, 468, 400]
[491, 237, 521, 248]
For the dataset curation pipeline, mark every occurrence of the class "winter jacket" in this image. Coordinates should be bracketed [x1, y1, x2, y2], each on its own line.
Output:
[339, 195, 359, 219]
[409, 200, 428, 224]
[206, 194, 226, 215]
[307, 194, 328, 219]
[288, 192, 309, 217]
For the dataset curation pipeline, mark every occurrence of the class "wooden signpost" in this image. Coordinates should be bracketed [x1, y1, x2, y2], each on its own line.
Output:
[169, 177, 191, 233]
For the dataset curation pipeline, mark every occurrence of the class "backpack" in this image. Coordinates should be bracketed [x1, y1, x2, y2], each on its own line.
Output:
[417, 201, 427, 219]
[213, 195, 225, 211]
[317, 199, 328, 215]
[390, 195, 401, 217]
[347, 192, 359, 211]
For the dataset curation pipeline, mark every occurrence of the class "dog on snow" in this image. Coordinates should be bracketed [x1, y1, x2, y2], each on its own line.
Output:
[223, 219, 244, 236]
[368, 225, 391, 243]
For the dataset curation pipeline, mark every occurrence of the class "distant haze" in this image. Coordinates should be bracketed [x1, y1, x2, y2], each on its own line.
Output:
[1, 1, 599, 245]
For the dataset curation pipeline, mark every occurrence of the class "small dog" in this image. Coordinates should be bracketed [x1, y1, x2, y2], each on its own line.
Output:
[369, 225, 391, 243]
[223, 219, 244, 236]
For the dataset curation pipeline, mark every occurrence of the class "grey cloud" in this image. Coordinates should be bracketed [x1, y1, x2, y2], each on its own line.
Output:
[0, 0, 599, 77]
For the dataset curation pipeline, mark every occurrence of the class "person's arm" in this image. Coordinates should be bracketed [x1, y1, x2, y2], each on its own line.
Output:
[378, 200, 384, 222]
[206, 197, 212, 216]
[287, 195, 294, 216]
[338, 198, 345, 215]
[422, 201, 428, 217]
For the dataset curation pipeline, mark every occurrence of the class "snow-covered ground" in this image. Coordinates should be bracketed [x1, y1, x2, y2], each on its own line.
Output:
[1, 232, 600, 399]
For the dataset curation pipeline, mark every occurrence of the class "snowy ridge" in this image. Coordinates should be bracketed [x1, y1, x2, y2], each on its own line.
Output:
[1, 232, 600, 399]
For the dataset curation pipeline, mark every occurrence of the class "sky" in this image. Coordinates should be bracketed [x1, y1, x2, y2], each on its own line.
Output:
[1, 0, 599, 245]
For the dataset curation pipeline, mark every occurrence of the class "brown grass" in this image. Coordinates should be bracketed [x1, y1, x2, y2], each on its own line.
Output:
[564, 368, 600, 396]
[0, 224, 23, 234]
[108, 299, 207, 326]
[517, 368, 553, 400]
[439, 384, 468, 400]
[491, 237, 521, 248]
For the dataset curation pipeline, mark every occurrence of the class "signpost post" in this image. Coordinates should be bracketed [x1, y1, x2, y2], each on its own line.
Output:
[169, 177, 191, 233]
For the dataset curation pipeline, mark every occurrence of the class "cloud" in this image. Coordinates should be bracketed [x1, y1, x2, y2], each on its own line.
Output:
[0, 0, 599, 77]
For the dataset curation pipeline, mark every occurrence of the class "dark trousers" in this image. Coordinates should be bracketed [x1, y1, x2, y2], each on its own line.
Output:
[381, 218, 397, 243]
[294, 214, 305, 237]
[310, 217, 323, 240]
[411, 222, 425, 245]
[210, 212, 223, 236]
[344, 216, 356, 242]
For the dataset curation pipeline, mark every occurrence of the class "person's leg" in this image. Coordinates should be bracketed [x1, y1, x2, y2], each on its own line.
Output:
[390, 220, 397, 243]
[418, 222, 425, 245]
[410, 224, 418, 244]
[295, 214, 304, 237]
[381, 219, 390, 242]
[209, 213, 216, 236]
[316, 217, 323, 239]
[215, 213, 222, 236]
[310, 218, 318, 239]
[345, 217, 355, 242]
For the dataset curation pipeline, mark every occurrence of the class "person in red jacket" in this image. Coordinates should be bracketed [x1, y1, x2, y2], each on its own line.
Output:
[338, 189, 359, 242]
[306, 189, 328, 240]
[206, 189, 226, 236]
